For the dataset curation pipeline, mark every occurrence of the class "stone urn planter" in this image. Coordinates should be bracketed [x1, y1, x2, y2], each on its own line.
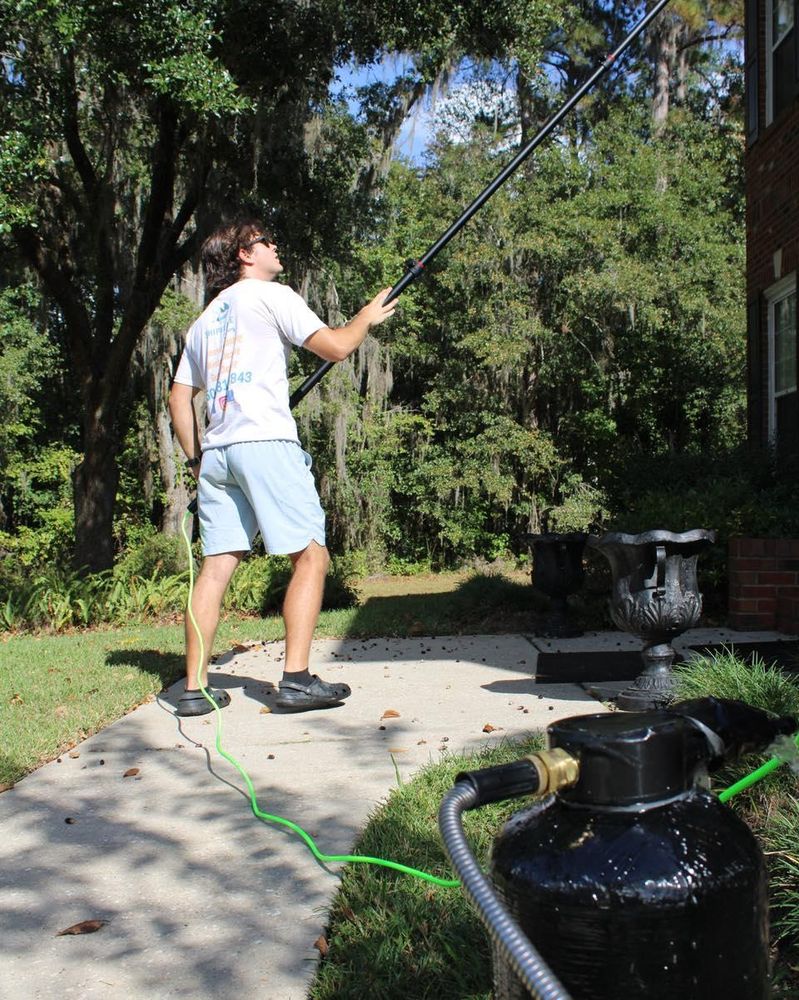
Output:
[524, 532, 588, 637]
[589, 529, 715, 710]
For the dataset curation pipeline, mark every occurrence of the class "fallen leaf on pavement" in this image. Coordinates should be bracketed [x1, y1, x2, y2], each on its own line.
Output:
[260, 706, 272, 714]
[57, 919, 106, 936]
[381, 709, 400, 719]
[123, 768, 140, 778]
[313, 935, 329, 957]
[69, 752, 80, 759]
[482, 724, 501, 733]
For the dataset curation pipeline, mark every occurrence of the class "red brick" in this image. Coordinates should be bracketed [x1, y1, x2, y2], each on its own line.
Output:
[729, 612, 770, 630]
[737, 538, 768, 557]
[777, 596, 799, 633]
[757, 572, 799, 586]
[728, 598, 759, 613]
[738, 584, 776, 598]
[728, 537, 745, 556]
[732, 557, 776, 572]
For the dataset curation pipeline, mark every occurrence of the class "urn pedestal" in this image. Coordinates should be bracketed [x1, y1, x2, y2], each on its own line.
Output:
[589, 529, 715, 711]
[525, 532, 588, 638]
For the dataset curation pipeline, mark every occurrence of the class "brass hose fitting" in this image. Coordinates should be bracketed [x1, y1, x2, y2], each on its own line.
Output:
[527, 749, 580, 796]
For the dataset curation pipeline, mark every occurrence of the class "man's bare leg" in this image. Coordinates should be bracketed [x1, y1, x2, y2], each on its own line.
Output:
[184, 551, 244, 690]
[283, 541, 330, 675]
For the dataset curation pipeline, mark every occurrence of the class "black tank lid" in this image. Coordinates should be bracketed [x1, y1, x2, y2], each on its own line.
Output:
[548, 710, 710, 806]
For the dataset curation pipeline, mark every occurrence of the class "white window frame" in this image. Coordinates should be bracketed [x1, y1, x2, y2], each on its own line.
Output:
[766, 272, 797, 441]
[766, 0, 796, 123]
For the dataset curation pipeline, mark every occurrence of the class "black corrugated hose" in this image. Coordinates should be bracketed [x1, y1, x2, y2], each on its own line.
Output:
[438, 782, 572, 1000]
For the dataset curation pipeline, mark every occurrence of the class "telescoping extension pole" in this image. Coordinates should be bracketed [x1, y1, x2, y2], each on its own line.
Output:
[289, 0, 672, 409]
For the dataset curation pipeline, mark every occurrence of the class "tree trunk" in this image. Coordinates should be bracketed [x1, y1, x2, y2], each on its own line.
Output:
[72, 415, 120, 573]
[156, 403, 193, 536]
[651, 13, 680, 131]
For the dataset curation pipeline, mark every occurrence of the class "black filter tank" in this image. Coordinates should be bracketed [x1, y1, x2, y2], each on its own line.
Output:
[489, 702, 790, 1000]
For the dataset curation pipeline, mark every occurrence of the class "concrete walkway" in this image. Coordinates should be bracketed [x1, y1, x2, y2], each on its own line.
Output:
[0, 626, 793, 999]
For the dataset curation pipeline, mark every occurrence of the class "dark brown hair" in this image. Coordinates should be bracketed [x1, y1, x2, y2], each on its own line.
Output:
[201, 217, 269, 304]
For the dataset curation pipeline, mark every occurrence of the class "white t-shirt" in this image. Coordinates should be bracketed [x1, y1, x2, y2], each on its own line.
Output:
[173, 279, 326, 449]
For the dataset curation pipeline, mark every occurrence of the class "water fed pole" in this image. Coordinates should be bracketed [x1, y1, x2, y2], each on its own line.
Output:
[289, 0, 674, 409]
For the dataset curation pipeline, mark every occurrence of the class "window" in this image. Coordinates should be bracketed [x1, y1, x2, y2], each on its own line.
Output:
[746, 0, 760, 142]
[766, 0, 799, 123]
[766, 274, 797, 442]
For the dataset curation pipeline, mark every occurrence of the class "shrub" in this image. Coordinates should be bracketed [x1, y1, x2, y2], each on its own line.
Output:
[224, 553, 359, 615]
[224, 555, 291, 614]
[114, 531, 189, 579]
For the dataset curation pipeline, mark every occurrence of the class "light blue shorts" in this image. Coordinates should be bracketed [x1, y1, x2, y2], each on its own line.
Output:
[197, 440, 326, 556]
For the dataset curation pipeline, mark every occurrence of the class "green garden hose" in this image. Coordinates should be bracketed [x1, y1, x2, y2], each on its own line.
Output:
[180, 512, 459, 888]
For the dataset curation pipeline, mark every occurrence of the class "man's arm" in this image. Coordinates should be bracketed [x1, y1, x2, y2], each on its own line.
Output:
[168, 382, 203, 479]
[303, 287, 396, 362]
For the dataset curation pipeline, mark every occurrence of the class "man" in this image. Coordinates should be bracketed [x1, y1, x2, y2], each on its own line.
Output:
[169, 218, 396, 715]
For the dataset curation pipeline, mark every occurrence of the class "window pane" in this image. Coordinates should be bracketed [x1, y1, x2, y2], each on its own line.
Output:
[775, 291, 797, 394]
[773, 28, 796, 116]
[773, 0, 794, 45]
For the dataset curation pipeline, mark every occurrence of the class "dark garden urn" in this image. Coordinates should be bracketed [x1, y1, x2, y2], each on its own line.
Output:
[589, 529, 715, 711]
[525, 532, 588, 637]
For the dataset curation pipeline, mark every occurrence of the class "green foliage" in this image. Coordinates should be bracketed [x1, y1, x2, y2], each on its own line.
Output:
[224, 554, 359, 616]
[0, 286, 59, 460]
[224, 556, 292, 615]
[113, 531, 189, 579]
[544, 473, 609, 533]
[0, 445, 78, 565]
[301, 86, 746, 568]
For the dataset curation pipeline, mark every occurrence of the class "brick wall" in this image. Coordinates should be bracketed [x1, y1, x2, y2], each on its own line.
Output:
[745, 1, 799, 448]
[728, 537, 799, 631]
[747, 115, 799, 304]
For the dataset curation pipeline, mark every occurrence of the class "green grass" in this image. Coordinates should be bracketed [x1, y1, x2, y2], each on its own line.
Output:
[674, 651, 799, 996]
[308, 737, 545, 1000]
[0, 624, 184, 784]
[673, 648, 799, 719]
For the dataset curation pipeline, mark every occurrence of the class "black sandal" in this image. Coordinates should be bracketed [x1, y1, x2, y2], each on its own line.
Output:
[176, 688, 231, 717]
[275, 675, 351, 711]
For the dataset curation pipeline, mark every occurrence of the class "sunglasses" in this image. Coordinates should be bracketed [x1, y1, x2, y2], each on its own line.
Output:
[244, 234, 275, 249]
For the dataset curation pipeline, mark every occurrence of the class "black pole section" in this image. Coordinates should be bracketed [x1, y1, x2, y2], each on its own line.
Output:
[289, 0, 672, 410]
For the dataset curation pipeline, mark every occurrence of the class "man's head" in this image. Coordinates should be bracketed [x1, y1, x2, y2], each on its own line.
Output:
[201, 218, 283, 302]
